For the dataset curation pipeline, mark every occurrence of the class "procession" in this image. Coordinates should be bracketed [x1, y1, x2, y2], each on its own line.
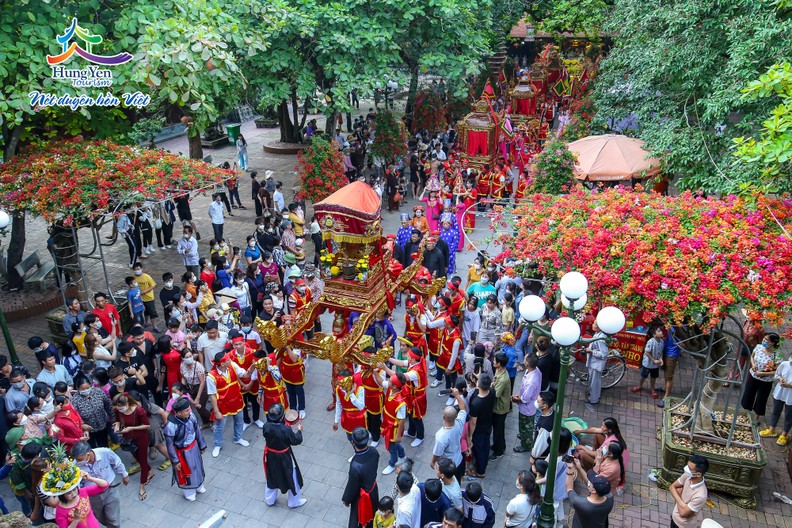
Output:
[1, 2, 792, 528]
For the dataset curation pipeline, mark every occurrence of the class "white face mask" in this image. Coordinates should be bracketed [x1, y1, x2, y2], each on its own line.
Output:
[18, 415, 28, 426]
[171, 393, 180, 400]
[94, 321, 102, 330]
[297, 287, 306, 294]
[683, 465, 694, 478]
[184, 357, 195, 365]
[237, 281, 245, 286]
[133, 270, 142, 276]
[214, 245, 220, 251]
[117, 406, 129, 414]
[480, 277, 489, 284]
[164, 281, 174, 288]
[534, 401, 541, 411]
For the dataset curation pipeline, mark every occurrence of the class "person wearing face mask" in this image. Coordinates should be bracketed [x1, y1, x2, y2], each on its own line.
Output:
[258, 250, 279, 279]
[288, 278, 312, 317]
[476, 294, 501, 346]
[70, 376, 113, 448]
[466, 272, 496, 306]
[512, 354, 541, 454]
[564, 463, 614, 528]
[245, 234, 263, 266]
[124, 276, 146, 327]
[177, 226, 200, 276]
[70, 441, 129, 528]
[505, 470, 541, 528]
[759, 348, 792, 445]
[27, 336, 62, 366]
[132, 261, 160, 332]
[159, 272, 182, 309]
[208, 193, 226, 242]
[178, 351, 211, 426]
[52, 394, 88, 452]
[528, 391, 556, 465]
[669, 455, 709, 528]
[112, 392, 152, 500]
[92, 292, 124, 337]
[231, 271, 253, 318]
[163, 396, 207, 502]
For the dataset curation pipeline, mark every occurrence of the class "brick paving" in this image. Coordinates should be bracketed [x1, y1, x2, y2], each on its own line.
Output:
[1, 114, 791, 527]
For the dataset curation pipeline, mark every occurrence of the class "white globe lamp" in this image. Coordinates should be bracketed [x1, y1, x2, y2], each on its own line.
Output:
[387, 80, 398, 90]
[551, 317, 581, 347]
[519, 295, 546, 323]
[559, 271, 588, 300]
[561, 293, 588, 311]
[0, 210, 9, 231]
[596, 306, 626, 335]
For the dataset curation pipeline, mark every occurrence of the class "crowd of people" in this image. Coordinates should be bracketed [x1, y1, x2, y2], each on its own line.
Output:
[8, 111, 789, 528]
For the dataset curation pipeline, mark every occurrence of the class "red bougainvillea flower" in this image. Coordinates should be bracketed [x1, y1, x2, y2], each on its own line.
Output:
[495, 186, 792, 330]
[0, 137, 229, 225]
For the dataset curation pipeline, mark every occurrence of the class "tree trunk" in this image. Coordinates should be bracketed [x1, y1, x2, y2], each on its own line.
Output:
[405, 65, 420, 115]
[3, 124, 25, 291]
[278, 101, 302, 143]
[325, 110, 337, 139]
[5, 212, 26, 291]
[187, 129, 203, 160]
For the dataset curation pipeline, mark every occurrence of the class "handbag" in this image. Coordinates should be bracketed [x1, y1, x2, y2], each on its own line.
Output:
[119, 438, 138, 453]
[394, 192, 403, 202]
[153, 218, 163, 229]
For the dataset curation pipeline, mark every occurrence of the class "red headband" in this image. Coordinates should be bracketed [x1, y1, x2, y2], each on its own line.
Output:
[390, 374, 402, 388]
[231, 336, 245, 344]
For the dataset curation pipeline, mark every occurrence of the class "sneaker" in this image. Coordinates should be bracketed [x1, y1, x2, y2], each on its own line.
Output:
[382, 465, 396, 475]
[410, 438, 424, 447]
[445, 397, 455, 406]
[513, 446, 529, 453]
[656, 400, 665, 408]
[234, 439, 250, 447]
[370, 438, 380, 448]
[197, 486, 207, 494]
[298, 411, 306, 420]
[165, 245, 172, 249]
[429, 369, 437, 376]
[212, 447, 221, 458]
[149, 246, 156, 253]
[185, 494, 197, 502]
[430, 380, 442, 388]
[759, 428, 779, 438]
[489, 453, 503, 461]
[437, 389, 451, 397]
[255, 419, 265, 428]
[289, 498, 307, 509]
[778, 434, 788, 446]
[243, 423, 251, 432]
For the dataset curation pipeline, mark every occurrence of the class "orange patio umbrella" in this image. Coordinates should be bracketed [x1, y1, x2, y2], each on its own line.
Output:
[568, 134, 661, 181]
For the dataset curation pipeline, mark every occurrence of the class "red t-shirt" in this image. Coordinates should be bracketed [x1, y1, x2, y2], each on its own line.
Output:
[92, 305, 122, 335]
[161, 349, 183, 390]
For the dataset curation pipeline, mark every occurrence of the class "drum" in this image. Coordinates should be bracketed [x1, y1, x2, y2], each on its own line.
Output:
[284, 409, 299, 426]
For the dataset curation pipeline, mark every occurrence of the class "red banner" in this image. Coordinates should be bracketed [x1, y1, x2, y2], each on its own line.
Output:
[610, 330, 647, 370]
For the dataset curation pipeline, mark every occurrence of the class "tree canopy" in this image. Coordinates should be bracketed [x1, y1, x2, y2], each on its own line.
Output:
[590, 0, 792, 195]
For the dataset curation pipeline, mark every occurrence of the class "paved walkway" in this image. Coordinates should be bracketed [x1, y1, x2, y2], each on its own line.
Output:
[1, 114, 791, 527]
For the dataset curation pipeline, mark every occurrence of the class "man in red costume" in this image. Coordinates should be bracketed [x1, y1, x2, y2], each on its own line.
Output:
[334, 368, 367, 460]
[476, 165, 492, 201]
[359, 348, 385, 448]
[229, 330, 263, 430]
[433, 315, 463, 405]
[207, 351, 251, 458]
[426, 295, 451, 376]
[288, 279, 312, 313]
[380, 372, 408, 475]
[327, 313, 355, 411]
[252, 349, 288, 417]
[278, 347, 306, 419]
[382, 346, 428, 448]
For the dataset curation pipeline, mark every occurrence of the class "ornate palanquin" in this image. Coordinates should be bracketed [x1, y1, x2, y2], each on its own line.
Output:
[255, 181, 445, 365]
[456, 98, 498, 170]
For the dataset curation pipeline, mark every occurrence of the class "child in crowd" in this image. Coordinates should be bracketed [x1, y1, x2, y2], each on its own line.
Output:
[373, 496, 395, 528]
[125, 276, 145, 326]
[631, 326, 665, 398]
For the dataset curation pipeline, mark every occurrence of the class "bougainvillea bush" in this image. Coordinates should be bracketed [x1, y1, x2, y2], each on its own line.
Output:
[500, 186, 792, 328]
[412, 89, 447, 134]
[529, 138, 577, 194]
[0, 137, 229, 225]
[295, 136, 348, 204]
[371, 111, 407, 165]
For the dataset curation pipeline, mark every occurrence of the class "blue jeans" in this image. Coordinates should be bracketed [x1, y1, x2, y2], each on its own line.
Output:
[213, 411, 244, 446]
[238, 152, 248, 170]
[515, 330, 530, 362]
[388, 441, 405, 467]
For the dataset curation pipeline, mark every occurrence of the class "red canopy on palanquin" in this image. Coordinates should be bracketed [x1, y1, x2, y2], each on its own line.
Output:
[314, 181, 382, 243]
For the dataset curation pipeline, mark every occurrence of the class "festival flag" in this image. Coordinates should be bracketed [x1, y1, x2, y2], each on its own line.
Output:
[501, 115, 514, 138]
[481, 79, 495, 99]
[552, 70, 572, 97]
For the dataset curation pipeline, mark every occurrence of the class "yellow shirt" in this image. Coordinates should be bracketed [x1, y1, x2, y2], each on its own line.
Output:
[136, 272, 156, 302]
[467, 266, 483, 286]
[373, 511, 395, 528]
[288, 212, 305, 237]
[502, 306, 515, 331]
[71, 332, 87, 358]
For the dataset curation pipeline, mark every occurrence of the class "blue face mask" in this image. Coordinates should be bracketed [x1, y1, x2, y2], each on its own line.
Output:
[241, 327, 251, 333]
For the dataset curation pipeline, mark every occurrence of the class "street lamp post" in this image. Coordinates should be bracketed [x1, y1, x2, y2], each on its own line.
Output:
[518, 272, 625, 528]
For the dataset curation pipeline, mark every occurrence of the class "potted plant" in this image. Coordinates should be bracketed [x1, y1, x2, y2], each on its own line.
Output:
[201, 123, 229, 148]
[255, 106, 279, 128]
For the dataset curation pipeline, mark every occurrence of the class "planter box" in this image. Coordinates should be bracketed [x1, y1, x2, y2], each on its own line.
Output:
[201, 135, 229, 148]
[255, 120, 279, 128]
[659, 398, 767, 508]
[46, 296, 132, 344]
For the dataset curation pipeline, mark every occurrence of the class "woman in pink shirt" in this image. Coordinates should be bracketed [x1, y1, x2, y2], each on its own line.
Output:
[574, 417, 630, 471]
[54, 475, 109, 528]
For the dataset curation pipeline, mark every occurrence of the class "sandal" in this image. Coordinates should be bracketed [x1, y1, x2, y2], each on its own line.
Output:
[159, 460, 172, 471]
[630, 386, 641, 393]
[651, 391, 659, 399]
[145, 473, 155, 485]
[139, 488, 147, 501]
[128, 464, 141, 475]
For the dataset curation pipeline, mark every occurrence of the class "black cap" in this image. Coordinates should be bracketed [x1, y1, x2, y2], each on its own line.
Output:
[587, 470, 611, 496]
[172, 398, 190, 412]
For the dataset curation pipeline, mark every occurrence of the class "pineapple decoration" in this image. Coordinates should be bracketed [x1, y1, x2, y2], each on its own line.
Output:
[40, 442, 81, 496]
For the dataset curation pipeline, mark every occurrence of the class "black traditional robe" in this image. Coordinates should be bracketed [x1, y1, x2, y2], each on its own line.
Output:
[342, 447, 380, 528]
[262, 422, 303, 494]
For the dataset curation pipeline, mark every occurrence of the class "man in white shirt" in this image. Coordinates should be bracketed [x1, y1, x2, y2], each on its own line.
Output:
[273, 181, 285, 212]
[208, 194, 225, 242]
[72, 442, 129, 528]
[176, 226, 200, 275]
[197, 321, 229, 371]
[430, 389, 467, 483]
[396, 471, 422, 528]
[433, 144, 447, 161]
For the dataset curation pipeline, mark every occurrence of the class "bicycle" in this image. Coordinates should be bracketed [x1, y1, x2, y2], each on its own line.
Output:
[568, 347, 627, 389]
